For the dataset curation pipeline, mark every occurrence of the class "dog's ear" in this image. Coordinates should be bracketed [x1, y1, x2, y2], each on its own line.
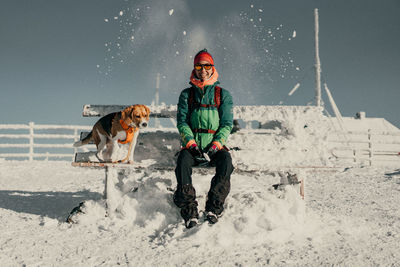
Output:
[122, 105, 134, 120]
[130, 105, 136, 118]
[145, 105, 150, 118]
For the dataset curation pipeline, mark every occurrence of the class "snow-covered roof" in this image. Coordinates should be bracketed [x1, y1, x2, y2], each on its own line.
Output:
[330, 117, 399, 133]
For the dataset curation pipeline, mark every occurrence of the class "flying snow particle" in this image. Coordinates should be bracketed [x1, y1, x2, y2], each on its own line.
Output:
[169, 9, 174, 16]
[250, 4, 254, 8]
[104, 19, 109, 22]
[258, 9, 263, 12]
[176, 51, 179, 55]
[183, 31, 186, 35]
[130, 36, 134, 41]
[288, 83, 300, 96]
[296, 67, 300, 71]
[114, 17, 118, 20]
[96, 65, 100, 68]
[292, 30, 297, 38]
[119, 11, 124, 16]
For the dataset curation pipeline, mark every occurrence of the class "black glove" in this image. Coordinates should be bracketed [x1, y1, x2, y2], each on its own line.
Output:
[204, 143, 219, 161]
[188, 143, 202, 158]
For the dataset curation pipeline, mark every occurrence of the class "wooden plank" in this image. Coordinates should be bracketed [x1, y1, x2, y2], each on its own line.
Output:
[72, 152, 342, 173]
[81, 104, 324, 123]
[71, 162, 146, 168]
[82, 104, 177, 118]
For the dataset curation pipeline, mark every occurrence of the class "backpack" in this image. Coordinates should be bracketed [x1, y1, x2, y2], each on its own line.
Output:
[187, 86, 221, 134]
[188, 86, 221, 114]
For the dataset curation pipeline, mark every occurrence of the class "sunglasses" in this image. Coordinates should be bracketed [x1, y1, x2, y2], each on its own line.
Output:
[194, 64, 214, 71]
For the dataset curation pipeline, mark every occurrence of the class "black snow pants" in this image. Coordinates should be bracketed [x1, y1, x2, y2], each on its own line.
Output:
[173, 149, 234, 221]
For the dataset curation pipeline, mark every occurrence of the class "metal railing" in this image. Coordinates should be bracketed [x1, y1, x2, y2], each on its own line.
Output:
[0, 122, 93, 161]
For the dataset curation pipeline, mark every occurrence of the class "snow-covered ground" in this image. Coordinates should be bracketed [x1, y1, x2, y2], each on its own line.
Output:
[1, 160, 399, 266]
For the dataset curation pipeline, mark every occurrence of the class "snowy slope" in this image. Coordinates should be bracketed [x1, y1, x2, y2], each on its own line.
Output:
[1, 160, 399, 266]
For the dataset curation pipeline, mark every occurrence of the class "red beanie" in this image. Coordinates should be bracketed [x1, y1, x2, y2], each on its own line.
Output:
[194, 49, 214, 65]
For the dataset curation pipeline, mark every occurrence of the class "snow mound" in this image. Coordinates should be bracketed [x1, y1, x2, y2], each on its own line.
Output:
[71, 169, 318, 249]
[229, 105, 332, 169]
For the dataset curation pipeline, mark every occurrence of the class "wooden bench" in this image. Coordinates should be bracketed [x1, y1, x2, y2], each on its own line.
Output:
[72, 104, 325, 171]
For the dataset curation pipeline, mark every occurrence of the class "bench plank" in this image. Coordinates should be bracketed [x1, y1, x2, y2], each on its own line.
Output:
[82, 104, 324, 123]
[82, 104, 177, 118]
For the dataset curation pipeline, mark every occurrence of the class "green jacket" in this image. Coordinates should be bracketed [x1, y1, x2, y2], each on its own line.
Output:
[177, 81, 233, 151]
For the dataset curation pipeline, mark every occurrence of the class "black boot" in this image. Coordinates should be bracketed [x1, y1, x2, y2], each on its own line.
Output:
[173, 184, 199, 228]
[205, 211, 218, 224]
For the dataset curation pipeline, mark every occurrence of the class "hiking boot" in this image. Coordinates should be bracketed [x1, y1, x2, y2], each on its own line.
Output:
[205, 211, 218, 224]
[185, 218, 198, 229]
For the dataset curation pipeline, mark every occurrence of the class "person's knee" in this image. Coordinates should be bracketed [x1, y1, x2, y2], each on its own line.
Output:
[176, 149, 195, 167]
[217, 150, 232, 162]
[215, 150, 234, 171]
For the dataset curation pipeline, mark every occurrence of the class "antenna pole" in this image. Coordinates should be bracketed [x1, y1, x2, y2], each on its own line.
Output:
[155, 73, 160, 128]
[314, 8, 322, 107]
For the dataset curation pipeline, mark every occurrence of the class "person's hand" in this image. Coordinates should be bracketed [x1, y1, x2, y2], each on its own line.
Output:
[188, 143, 202, 158]
[205, 143, 219, 161]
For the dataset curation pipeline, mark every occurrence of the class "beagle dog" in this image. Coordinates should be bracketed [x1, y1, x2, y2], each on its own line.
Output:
[74, 104, 150, 163]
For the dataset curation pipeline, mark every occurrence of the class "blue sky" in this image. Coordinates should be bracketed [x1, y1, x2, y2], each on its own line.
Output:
[1, 0, 399, 128]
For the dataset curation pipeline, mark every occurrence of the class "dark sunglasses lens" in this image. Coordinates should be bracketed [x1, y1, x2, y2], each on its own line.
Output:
[194, 64, 213, 70]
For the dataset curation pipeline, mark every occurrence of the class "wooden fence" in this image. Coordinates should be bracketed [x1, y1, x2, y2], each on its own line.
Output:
[0, 122, 93, 161]
[329, 129, 400, 166]
[0, 122, 399, 166]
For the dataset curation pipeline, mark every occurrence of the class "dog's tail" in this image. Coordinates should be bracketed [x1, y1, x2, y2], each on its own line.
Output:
[73, 131, 92, 147]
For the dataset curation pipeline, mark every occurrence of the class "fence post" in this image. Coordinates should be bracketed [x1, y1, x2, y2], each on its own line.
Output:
[368, 129, 372, 166]
[73, 128, 78, 154]
[29, 122, 34, 161]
